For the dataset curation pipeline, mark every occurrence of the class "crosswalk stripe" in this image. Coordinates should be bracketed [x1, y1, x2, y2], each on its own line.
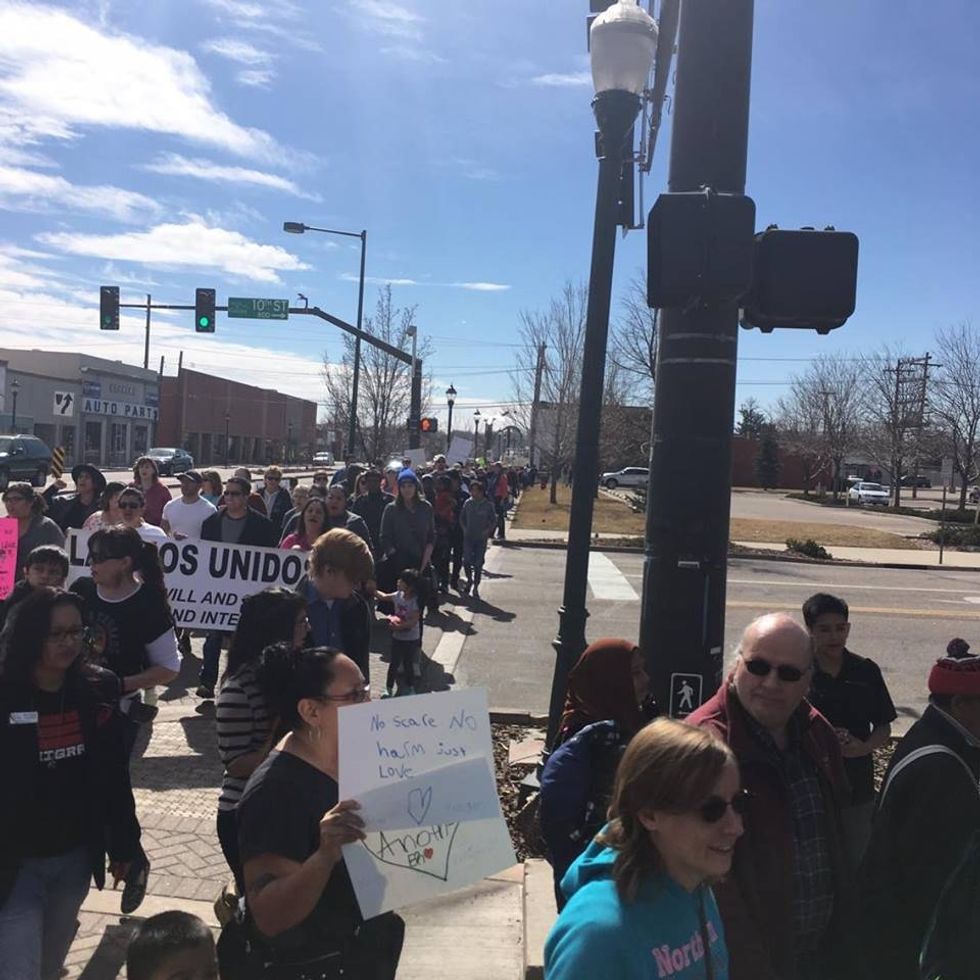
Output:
[588, 552, 640, 601]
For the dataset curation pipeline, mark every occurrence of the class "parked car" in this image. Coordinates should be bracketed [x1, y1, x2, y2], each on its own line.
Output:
[0, 434, 52, 489]
[900, 474, 932, 488]
[141, 447, 194, 476]
[312, 450, 335, 466]
[601, 466, 649, 490]
[848, 481, 890, 506]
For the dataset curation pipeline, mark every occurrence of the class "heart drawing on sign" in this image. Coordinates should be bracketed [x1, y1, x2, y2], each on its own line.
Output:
[407, 786, 433, 826]
[362, 822, 460, 882]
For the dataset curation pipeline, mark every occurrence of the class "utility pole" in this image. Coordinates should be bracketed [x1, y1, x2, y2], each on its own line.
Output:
[907, 352, 939, 499]
[144, 294, 151, 370]
[639, 0, 755, 715]
[528, 343, 546, 468]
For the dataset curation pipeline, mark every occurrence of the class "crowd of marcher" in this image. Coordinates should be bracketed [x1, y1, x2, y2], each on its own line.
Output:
[0, 453, 535, 978]
[5, 453, 975, 979]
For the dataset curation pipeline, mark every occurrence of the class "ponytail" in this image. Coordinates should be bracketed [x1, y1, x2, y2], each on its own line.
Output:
[134, 540, 171, 613]
[257, 642, 340, 731]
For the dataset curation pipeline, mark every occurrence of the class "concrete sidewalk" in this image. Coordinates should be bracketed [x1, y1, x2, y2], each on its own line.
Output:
[736, 540, 980, 569]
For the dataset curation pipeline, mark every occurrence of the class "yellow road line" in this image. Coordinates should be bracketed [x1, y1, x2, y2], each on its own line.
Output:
[726, 599, 980, 620]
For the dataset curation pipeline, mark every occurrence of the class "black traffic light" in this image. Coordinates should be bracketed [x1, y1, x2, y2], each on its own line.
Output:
[99, 286, 119, 330]
[195, 288, 216, 333]
[740, 227, 859, 334]
[420, 417, 439, 433]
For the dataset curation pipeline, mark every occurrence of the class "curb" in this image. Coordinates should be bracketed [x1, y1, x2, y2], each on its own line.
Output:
[504, 537, 980, 572]
[490, 708, 548, 727]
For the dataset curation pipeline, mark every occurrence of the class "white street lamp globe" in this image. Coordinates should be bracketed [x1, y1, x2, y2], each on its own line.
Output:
[590, 0, 658, 96]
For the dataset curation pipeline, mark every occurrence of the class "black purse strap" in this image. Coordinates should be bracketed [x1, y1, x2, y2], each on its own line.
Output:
[698, 887, 716, 980]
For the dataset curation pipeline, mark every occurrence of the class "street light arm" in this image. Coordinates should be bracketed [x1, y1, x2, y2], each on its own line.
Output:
[301, 224, 365, 240]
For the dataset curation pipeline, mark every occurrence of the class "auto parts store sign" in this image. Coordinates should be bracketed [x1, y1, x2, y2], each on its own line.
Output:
[82, 397, 158, 421]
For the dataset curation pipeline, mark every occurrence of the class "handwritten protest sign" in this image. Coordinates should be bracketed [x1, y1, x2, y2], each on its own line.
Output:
[339, 689, 516, 918]
[0, 517, 18, 598]
[66, 529, 305, 632]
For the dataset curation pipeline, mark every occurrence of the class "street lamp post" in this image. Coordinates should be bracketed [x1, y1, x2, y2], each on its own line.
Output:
[9, 379, 20, 432]
[406, 325, 421, 451]
[546, 0, 656, 748]
[473, 409, 482, 458]
[287, 421, 293, 463]
[446, 384, 457, 455]
[224, 412, 230, 467]
[284, 221, 367, 459]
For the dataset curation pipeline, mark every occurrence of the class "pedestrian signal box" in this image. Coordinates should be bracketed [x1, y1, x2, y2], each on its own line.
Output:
[420, 417, 439, 433]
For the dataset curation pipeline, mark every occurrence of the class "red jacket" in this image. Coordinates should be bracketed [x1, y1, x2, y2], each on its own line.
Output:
[688, 683, 861, 980]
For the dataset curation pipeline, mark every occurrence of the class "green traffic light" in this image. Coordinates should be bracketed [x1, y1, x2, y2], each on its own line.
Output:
[199, 317, 210, 328]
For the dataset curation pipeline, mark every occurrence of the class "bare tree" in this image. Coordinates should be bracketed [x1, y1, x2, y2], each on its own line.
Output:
[777, 355, 864, 498]
[511, 282, 586, 503]
[323, 284, 431, 462]
[932, 322, 980, 509]
[609, 271, 658, 402]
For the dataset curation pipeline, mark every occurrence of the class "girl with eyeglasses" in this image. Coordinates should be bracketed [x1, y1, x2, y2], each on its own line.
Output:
[2, 482, 65, 581]
[0, 588, 140, 979]
[545, 718, 744, 980]
[235, 643, 404, 978]
[115, 487, 168, 546]
[215, 589, 309, 893]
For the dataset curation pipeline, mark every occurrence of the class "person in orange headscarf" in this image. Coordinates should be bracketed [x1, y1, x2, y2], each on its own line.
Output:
[542, 639, 659, 906]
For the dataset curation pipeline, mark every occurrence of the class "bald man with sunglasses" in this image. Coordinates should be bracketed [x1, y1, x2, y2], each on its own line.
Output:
[688, 614, 860, 980]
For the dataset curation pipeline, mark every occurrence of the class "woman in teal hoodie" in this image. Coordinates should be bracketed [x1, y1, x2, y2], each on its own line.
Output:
[544, 718, 745, 980]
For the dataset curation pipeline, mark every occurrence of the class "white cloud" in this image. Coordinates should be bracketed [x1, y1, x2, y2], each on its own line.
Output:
[531, 71, 592, 87]
[452, 282, 510, 292]
[349, 0, 423, 40]
[203, 0, 321, 51]
[201, 37, 273, 66]
[0, 165, 160, 222]
[380, 45, 445, 64]
[0, 3, 282, 160]
[38, 219, 311, 283]
[142, 153, 319, 199]
[236, 68, 276, 88]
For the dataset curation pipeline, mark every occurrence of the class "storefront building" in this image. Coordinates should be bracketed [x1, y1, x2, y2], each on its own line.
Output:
[0, 350, 159, 468]
[157, 368, 316, 467]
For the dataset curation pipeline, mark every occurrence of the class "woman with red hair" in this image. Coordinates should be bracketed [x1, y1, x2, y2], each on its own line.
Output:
[541, 638, 658, 906]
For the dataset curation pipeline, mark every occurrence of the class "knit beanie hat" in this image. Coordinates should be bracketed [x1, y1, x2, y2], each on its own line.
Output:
[928, 655, 980, 696]
[397, 468, 419, 485]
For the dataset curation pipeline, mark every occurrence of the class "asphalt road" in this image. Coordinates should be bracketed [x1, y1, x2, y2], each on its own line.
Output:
[455, 545, 980, 733]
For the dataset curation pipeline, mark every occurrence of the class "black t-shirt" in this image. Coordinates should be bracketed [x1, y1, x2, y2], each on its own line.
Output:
[72, 579, 173, 680]
[26, 685, 88, 857]
[809, 649, 897, 804]
[238, 750, 362, 953]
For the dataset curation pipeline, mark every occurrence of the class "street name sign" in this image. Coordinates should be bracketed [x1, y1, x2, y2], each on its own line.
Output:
[227, 297, 289, 320]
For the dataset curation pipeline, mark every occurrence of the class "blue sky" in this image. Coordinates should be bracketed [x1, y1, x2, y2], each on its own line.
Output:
[0, 0, 977, 426]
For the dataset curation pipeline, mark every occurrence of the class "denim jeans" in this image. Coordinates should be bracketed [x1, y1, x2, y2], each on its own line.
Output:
[200, 631, 223, 689]
[0, 846, 91, 980]
[463, 538, 488, 585]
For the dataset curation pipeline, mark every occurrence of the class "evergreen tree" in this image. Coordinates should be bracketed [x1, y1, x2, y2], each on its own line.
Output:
[755, 430, 782, 489]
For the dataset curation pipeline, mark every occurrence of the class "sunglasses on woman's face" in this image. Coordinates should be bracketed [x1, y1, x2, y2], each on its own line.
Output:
[698, 788, 751, 824]
[118, 501, 141, 510]
[740, 656, 809, 683]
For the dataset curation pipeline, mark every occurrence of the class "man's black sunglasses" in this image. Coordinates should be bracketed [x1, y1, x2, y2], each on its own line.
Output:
[741, 656, 809, 683]
[699, 788, 751, 824]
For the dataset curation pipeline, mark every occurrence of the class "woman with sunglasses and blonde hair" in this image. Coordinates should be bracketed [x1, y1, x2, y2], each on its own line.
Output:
[545, 718, 745, 979]
[236, 643, 403, 977]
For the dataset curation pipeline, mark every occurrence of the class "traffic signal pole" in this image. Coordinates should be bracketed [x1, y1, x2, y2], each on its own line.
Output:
[639, 0, 755, 716]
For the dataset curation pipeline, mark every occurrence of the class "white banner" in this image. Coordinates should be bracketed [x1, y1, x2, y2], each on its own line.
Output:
[66, 529, 306, 632]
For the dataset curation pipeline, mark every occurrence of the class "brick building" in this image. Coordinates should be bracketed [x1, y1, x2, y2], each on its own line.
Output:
[157, 368, 317, 466]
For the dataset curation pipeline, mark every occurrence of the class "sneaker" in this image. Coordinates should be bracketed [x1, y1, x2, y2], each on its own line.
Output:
[195, 685, 215, 700]
[121, 850, 150, 915]
[380, 688, 395, 699]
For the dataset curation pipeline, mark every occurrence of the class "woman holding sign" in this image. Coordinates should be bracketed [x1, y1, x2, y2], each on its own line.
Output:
[236, 643, 404, 978]
[545, 719, 744, 980]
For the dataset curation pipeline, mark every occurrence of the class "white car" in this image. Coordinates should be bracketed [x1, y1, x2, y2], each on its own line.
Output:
[848, 481, 890, 506]
[601, 466, 649, 490]
[312, 451, 334, 466]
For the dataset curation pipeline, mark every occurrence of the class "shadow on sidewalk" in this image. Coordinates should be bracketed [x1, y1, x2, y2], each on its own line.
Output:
[76, 920, 132, 979]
